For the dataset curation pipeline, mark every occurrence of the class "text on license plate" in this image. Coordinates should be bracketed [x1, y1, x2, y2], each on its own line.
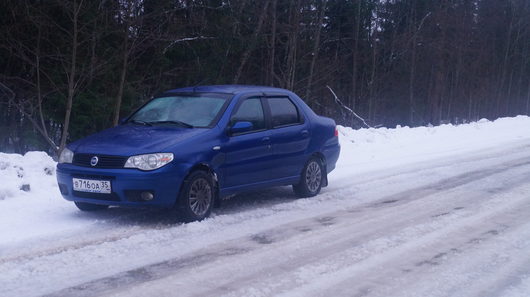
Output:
[72, 178, 111, 194]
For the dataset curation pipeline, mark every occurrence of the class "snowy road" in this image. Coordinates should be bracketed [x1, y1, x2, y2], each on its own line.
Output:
[2, 136, 530, 297]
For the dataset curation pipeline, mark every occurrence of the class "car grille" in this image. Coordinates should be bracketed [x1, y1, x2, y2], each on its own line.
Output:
[73, 153, 128, 169]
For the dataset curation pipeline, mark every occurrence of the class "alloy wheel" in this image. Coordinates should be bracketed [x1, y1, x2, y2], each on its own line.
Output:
[305, 160, 322, 193]
[188, 177, 212, 217]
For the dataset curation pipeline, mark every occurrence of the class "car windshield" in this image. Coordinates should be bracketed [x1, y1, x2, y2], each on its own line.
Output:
[128, 95, 228, 128]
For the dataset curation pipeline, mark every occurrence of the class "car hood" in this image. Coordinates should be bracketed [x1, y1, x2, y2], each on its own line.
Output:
[69, 124, 207, 155]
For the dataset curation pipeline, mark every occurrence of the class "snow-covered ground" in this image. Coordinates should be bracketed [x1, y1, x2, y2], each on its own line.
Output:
[1, 116, 530, 297]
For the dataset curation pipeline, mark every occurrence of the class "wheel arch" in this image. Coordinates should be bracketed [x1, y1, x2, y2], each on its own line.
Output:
[181, 162, 220, 205]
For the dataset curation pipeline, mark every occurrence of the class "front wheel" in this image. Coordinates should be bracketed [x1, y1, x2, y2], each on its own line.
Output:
[74, 201, 109, 211]
[177, 170, 215, 222]
[293, 157, 324, 198]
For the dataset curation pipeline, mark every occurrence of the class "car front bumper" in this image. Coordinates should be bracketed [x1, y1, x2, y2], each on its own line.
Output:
[56, 163, 186, 208]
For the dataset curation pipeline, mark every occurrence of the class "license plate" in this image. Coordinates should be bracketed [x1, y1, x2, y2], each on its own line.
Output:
[73, 178, 111, 194]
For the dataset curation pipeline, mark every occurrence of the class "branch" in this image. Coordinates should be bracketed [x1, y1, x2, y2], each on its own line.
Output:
[162, 36, 216, 54]
[410, 12, 432, 42]
[326, 85, 372, 128]
[0, 82, 59, 152]
[0, 82, 15, 101]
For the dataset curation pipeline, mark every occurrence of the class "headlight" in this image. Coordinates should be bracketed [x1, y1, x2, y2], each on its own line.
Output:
[59, 148, 74, 163]
[124, 153, 174, 170]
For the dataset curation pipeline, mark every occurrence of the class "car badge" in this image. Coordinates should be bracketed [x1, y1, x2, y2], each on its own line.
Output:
[90, 156, 99, 166]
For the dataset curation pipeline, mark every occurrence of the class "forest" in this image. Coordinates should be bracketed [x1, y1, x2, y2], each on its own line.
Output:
[1, 0, 529, 155]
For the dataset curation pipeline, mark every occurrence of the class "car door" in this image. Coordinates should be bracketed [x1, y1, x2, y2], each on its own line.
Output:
[221, 97, 273, 188]
[266, 96, 311, 179]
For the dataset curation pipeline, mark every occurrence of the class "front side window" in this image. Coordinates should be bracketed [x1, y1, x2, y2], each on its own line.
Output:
[268, 97, 300, 127]
[230, 98, 265, 132]
[129, 95, 228, 128]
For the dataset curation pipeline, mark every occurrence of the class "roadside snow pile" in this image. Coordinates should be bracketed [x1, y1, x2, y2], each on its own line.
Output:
[336, 116, 530, 173]
[0, 151, 57, 200]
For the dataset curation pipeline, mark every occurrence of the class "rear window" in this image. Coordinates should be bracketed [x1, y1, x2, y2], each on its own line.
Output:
[268, 97, 301, 127]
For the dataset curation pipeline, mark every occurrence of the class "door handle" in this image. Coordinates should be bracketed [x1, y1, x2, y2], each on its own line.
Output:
[301, 130, 309, 137]
[261, 137, 271, 143]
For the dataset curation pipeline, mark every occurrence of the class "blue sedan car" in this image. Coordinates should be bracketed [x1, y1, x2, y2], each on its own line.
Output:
[56, 85, 340, 221]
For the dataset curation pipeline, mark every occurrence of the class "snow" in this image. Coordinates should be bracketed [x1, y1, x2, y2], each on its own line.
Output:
[336, 115, 530, 174]
[0, 151, 56, 200]
[1, 116, 530, 297]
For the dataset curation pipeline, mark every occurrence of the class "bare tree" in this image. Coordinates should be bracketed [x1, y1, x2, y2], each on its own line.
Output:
[305, 0, 327, 101]
[233, 0, 271, 84]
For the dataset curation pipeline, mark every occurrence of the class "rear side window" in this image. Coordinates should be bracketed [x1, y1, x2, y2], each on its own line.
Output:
[230, 98, 266, 132]
[268, 97, 301, 127]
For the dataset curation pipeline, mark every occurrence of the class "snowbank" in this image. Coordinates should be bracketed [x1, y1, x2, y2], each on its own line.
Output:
[336, 116, 530, 174]
[0, 151, 57, 200]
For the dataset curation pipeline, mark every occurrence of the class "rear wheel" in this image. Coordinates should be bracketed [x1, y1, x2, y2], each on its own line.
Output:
[177, 170, 215, 222]
[74, 201, 109, 211]
[293, 157, 324, 198]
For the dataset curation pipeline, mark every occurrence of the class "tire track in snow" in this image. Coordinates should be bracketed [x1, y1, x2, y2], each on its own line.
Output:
[41, 155, 530, 297]
[194, 167, 530, 297]
[192, 171, 530, 297]
[365, 205, 530, 297]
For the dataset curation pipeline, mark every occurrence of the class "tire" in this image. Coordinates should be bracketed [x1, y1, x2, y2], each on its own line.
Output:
[74, 201, 109, 211]
[177, 170, 215, 222]
[293, 157, 324, 198]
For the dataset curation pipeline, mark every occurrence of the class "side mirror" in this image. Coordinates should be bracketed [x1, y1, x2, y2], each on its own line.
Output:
[230, 121, 253, 135]
[119, 117, 128, 125]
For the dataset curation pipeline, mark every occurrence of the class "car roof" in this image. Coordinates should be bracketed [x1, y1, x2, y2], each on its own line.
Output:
[165, 85, 290, 95]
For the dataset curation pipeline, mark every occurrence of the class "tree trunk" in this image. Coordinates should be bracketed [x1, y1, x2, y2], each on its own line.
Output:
[304, 0, 327, 101]
[526, 81, 530, 115]
[285, 0, 302, 90]
[368, 29, 377, 122]
[233, 0, 271, 84]
[495, 9, 514, 115]
[409, 32, 417, 125]
[268, 0, 277, 86]
[408, 4, 417, 125]
[113, 52, 128, 126]
[351, 1, 361, 114]
[113, 28, 129, 126]
[59, 0, 81, 154]
[36, 24, 53, 149]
